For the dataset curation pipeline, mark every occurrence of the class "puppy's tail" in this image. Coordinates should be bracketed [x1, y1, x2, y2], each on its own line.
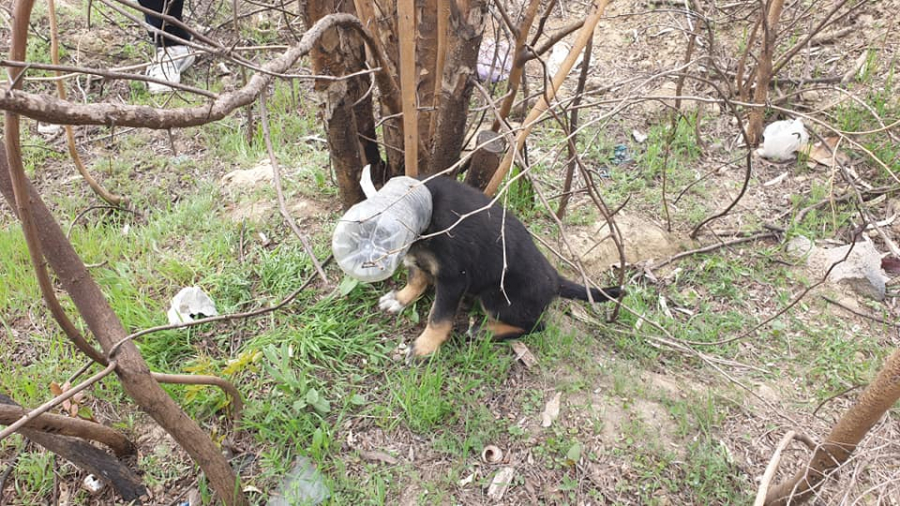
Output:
[558, 276, 622, 302]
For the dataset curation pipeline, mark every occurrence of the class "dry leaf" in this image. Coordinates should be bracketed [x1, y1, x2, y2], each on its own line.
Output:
[806, 136, 850, 168]
[510, 341, 538, 369]
[541, 392, 562, 427]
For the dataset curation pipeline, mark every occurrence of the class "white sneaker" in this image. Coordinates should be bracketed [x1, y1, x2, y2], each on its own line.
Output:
[147, 45, 195, 94]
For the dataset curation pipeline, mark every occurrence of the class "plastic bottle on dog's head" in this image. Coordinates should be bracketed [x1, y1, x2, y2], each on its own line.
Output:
[332, 166, 432, 282]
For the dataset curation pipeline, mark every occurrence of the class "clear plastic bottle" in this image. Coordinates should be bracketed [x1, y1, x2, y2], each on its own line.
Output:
[332, 167, 432, 282]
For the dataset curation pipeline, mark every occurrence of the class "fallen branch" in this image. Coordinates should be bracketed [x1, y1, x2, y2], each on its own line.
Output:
[0, 394, 144, 503]
[821, 295, 899, 328]
[0, 403, 134, 457]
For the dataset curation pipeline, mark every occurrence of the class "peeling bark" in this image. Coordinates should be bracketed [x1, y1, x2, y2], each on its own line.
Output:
[301, 0, 382, 206]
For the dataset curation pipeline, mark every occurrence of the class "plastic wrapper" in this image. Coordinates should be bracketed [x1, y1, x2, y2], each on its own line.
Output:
[757, 118, 809, 161]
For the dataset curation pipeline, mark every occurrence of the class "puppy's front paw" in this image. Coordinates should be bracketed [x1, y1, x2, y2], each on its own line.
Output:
[379, 290, 407, 314]
[405, 341, 435, 365]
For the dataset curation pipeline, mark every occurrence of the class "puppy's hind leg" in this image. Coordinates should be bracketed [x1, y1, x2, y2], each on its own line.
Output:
[408, 279, 465, 362]
[380, 264, 431, 314]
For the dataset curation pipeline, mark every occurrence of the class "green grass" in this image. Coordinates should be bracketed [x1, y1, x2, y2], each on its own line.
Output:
[4, 17, 900, 504]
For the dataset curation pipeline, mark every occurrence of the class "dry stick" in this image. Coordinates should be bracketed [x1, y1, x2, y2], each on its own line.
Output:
[65, 205, 135, 238]
[662, 17, 702, 231]
[685, 78, 755, 239]
[490, 0, 518, 36]
[556, 35, 592, 220]
[231, 0, 255, 145]
[684, 226, 863, 348]
[428, 0, 449, 142]
[259, 91, 328, 284]
[530, 0, 558, 46]
[0, 14, 401, 129]
[812, 384, 864, 418]
[484, 0, 612, 197]
[765, 348, 900, 506]
[398, 0, 417, 176]
[491, 0, 542, 132]
[821, 296, 899, 328]
[650, 232, 778, 271]
[0, 61, 213, 96]
[48, 0, 122, 205]
[151, 372, 243, 421]
[530, 19, 585, 60]
[0, 404, 134, 456]
[754, 430, 800, 506]
[836, 153, 900, 257]
[107, 256, 332, 358]
[0, 361, 117, 442]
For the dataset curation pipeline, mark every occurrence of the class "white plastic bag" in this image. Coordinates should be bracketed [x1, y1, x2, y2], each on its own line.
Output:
[756, 118, 809, 161]
[167, 286, 218, 324]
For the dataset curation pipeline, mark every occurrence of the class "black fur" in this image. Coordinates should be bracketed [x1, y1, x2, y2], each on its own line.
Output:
[398, 176, 621, 342]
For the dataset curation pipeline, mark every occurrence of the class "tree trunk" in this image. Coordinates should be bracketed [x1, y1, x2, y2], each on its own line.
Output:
[464, 129, 506, 190]
[765, 348, 900, 505]
[429, 0, 487, 175]
[415, 0, 439, 167]
[746, 0, 786, 146]
[301, 0, 382, 207]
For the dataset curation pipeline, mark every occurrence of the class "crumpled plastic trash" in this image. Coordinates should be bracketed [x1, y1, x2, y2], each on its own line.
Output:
[267, 457, 330, 506]
[612, 144, 631, 165]
[547, 42, 584, 77]
[477, 39, 512, 82]
[167, 286, 219, 325]
[756, 118, 809, 161]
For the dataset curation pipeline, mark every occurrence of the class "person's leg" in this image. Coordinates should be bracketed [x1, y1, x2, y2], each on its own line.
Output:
[137, 0, 191, 46]
[138, 0, 195, 93]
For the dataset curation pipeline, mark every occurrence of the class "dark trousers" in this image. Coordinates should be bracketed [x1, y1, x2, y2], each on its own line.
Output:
[137, 0, 191, 47]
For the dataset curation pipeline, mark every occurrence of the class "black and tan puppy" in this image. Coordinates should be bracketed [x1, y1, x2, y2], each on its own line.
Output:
[378, 176, 622, 360]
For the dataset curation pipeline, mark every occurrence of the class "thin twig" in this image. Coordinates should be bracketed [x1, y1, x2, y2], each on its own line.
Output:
[821, 296, 898, 328]
[259, 91, 328, 284]
[650, 232, 777, 271]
